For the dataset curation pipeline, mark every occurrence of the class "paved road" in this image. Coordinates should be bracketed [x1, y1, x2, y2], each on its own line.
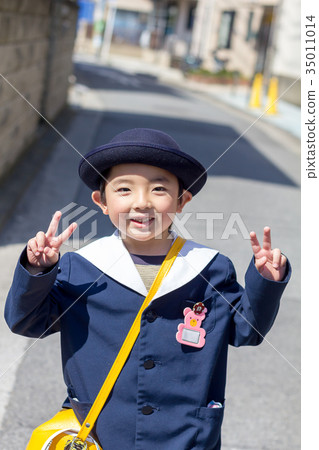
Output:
[0, 60, 300, 449]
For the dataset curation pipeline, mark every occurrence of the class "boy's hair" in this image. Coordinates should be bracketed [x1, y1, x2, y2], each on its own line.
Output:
[99, 169, 185, 205]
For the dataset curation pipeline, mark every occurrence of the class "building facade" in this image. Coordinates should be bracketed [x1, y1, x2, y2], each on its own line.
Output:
[270, 0, 301, 105]
[155, 0, 301, 104]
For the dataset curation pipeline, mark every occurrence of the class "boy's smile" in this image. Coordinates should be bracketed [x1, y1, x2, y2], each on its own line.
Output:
[92, 163, 192, 254]
[128, 214, 155, 227]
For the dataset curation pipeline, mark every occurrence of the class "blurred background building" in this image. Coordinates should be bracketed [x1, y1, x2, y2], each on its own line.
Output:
[76, 0, 300, 103]
[191, 0, 300, 104]
[0, 0, 300, 184]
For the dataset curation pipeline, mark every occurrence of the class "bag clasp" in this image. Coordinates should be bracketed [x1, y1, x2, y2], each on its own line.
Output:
[64, 437, 88, 450]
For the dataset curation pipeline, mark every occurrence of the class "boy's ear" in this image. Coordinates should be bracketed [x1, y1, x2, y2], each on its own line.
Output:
[177, 190, 192, 213]
[91, 191, 108, 215]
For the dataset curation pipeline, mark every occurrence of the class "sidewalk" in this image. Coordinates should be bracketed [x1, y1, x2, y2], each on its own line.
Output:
[73, 52, 301, 141]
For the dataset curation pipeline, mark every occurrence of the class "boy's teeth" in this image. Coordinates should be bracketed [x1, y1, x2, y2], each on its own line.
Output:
[134, 218, 152, 223]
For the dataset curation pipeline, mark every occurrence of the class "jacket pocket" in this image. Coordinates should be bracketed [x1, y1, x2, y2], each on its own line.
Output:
[194, 403, 224, 449]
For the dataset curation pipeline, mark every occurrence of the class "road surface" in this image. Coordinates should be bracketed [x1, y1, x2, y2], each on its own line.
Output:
[0, 59, 300, 449]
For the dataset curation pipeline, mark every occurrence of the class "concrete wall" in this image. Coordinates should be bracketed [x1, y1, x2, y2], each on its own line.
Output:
[271, 0, 301, 105]
[43, 1, 79, 120]
[0, 0, 78, 182]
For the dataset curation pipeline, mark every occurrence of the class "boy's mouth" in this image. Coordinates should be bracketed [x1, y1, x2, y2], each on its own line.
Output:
[129, 217, 155, 228]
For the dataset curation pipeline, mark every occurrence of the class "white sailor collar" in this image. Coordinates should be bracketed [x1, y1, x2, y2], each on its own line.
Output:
[76, 231, 219, 299]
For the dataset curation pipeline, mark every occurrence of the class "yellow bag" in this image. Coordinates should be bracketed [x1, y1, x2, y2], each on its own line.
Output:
[25, 238, 185, 450]
[26, 409, 101, 449]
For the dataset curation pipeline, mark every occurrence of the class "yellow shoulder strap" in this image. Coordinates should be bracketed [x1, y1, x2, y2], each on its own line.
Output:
[76, 236, 186, 444]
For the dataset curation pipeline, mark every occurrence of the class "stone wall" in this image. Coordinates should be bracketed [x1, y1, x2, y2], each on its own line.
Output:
[0, 0, 78, 182]
[42, 0, 78, 120]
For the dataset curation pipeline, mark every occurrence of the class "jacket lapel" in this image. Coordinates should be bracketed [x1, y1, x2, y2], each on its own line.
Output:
[76, 232, 219, 298]
[76, 232, 148, 296]
[153, 238, 218, 300]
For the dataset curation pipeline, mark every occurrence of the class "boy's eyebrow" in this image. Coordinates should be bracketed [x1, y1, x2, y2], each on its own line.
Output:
[110, 178, 133, 185]
[150, 176, 171, 183]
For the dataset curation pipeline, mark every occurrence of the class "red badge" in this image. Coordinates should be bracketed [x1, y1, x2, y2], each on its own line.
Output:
[193, 302, 205, 315]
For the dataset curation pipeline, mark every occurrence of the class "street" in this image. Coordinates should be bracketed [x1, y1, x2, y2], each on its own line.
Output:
[0, 59, 300, 449]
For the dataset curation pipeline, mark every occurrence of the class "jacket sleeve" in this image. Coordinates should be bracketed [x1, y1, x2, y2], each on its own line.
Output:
[4, 247, 68, 338]
[226, 256, 291, 347]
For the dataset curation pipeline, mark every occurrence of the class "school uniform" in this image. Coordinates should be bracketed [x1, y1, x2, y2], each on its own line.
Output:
[5, 231, 291, 450]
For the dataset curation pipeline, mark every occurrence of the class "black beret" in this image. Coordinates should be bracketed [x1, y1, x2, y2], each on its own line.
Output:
[78, 128, 207, 195]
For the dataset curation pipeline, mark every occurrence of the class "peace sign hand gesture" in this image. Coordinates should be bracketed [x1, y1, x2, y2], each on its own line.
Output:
[26, 211, 77, 272]
[250, 227, 287, 282]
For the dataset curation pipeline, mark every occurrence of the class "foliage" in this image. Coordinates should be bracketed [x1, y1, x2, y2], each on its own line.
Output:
[187, 68, 246, 80]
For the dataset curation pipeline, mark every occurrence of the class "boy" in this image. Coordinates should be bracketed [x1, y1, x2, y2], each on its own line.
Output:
[5, 128, 290, 449]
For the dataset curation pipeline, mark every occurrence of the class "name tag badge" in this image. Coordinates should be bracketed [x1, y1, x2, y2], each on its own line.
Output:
[176, 303, 207, 348]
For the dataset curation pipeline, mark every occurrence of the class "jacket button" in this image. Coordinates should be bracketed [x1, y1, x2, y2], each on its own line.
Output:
[143, 360, 155, 370]
[141, 405, 154, 415]
[146, 310, 158, 323]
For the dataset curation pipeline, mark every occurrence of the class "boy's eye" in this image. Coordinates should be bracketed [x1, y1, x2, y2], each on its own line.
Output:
[117, 187, 130, 193]
[153, 186, 166, 192]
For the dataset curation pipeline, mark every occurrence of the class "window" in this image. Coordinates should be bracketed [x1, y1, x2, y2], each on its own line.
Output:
[246, 11, 255, 41]
[187, 3, 196, 30]
[165, 3, 178, 35]
[218, 11, 236, 49]
[113, 10, 148, 45]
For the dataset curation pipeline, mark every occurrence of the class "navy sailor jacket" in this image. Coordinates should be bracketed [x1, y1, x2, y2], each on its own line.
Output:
[5, 232, 291, 449]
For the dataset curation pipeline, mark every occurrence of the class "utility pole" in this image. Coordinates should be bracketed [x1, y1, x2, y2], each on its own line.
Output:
[95, 0, 117, 60]
[100, 0, 117, 60]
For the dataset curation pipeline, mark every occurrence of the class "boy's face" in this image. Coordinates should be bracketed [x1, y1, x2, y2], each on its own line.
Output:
[92, 163, 192, 253]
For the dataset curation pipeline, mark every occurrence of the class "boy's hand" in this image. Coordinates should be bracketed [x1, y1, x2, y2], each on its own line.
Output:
[250, 227, 287, 281]
[26, 211, 77, 271]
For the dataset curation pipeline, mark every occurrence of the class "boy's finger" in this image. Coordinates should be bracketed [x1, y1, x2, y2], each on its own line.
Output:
[46, 211, 62, 237]
[272, 248, 281, 269]
[56, 222, 77, 246]
[36, 231, 47, 252]
[43, 246, 58, 260]
[28, 238, 40, 257]
[254, 255, 267, 271]
[262, 226, 272, 251]
[250, 231, 261, 254]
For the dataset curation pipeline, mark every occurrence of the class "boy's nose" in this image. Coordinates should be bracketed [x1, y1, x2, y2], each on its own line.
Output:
[132, 192, 151, 210]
